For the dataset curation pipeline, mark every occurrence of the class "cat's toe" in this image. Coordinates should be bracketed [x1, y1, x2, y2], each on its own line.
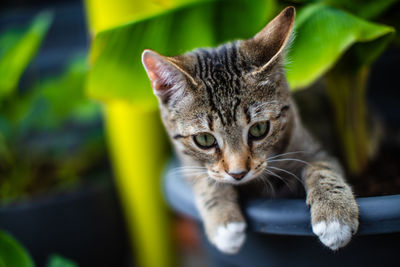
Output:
[213, 222, 246, 254]
[312, 220, 356, 250]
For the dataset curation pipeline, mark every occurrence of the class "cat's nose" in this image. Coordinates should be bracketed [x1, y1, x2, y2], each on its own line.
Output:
[228, 171, 248, 180]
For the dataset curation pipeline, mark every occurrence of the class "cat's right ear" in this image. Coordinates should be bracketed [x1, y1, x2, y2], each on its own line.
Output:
[142, 49, 196, 103]
[240, 6, 295, 73]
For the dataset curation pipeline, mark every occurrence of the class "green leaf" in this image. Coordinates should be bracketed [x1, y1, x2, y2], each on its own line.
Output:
[86, 0, 276, 104]
[47, 254, 77, 267]
[23, 56, 100, 130]
[288, 0, 398, 19]
[0, 12, 52, 99]
[87, 0, 215, 106]
[286, 4, 395, 90]
[0, 230, 35, 267]
[1, 55, 100, 135]
[213, 0, 277, 42]
[324, 0, 398, 19]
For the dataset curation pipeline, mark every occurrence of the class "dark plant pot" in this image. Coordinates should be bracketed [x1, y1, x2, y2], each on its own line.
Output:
[0, 177, 131, 267]
[164, 160, 400, 267]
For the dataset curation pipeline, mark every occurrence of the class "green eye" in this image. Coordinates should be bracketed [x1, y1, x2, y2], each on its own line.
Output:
[249, 121, 270, 140]
[193, 133, 216, 149]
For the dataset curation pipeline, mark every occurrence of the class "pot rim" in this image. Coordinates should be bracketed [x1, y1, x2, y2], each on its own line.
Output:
[163, 159, 400, 236]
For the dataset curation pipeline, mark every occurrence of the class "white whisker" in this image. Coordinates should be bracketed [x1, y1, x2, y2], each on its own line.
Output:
[266, 151, 310, 161]
[264, 168, 294, 193]
[259, 173, 276, 197]
[268, 158, 312, 166]
[267, 166, 304, 187]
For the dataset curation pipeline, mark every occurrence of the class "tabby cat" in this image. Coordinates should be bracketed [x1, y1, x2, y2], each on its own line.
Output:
[142, 6, 359, 254]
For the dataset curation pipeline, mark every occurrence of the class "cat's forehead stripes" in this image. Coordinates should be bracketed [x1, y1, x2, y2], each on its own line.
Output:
[191, 42, 245, 126]
[246, 101, 283, 122]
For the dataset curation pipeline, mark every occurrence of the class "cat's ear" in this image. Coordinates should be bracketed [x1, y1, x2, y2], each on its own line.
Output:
[142, 49, 197, 103]
[240, 6, 295, 73]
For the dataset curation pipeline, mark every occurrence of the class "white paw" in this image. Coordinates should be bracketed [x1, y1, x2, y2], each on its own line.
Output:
[212, 222, 246, 254]
[312, 220, 352, 250]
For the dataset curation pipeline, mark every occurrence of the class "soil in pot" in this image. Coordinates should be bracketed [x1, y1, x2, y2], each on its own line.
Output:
[351, 138, 400, 197]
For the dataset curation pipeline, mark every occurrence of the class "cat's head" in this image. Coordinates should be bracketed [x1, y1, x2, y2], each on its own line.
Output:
[142, 7, 296, 184]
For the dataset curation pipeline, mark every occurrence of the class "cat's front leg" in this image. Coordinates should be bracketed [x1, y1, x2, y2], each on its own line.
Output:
[303, 161, 359, 250]
[191, 177, 246, 254]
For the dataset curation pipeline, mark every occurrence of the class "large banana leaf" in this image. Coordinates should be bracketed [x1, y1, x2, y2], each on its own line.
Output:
[85, 0, 208, 33]
[324, 0, 398, 20]
[86, 0, 276, 105]
[0, 12, 52, 99]
[292, 0, 398, 20]
[213, 0, 277, 42]
[87, 0, 214, 106]
[286, 4, 395, 90]
[0, 230, 34, 267]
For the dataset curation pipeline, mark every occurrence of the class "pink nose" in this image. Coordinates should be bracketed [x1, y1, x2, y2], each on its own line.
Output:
[228, 171, 248, 180]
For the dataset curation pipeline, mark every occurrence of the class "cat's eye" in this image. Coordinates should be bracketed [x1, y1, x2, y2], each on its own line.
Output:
[249, 121, 270, 140]
[193, 133, 216, 149]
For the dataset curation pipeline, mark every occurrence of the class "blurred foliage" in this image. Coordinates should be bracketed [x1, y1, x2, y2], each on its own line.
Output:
[85, 0, 210, 33]
[287, 3, 394, 89]
[87, 0, 276, 105]
[0, 56, 105, 203]
[0, 230, 34, 267]
[0, 12, 51, 99]
[0, 15, 105, 203]
[314, 0, 398, 20]
[47, 255, 78, 267]
[87, 0, 394, 101]
[0, 230, 77, 267]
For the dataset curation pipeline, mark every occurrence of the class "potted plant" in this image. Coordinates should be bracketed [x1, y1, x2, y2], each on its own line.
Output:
[84, 0, 400, 266]
[0, 7, 129, 267]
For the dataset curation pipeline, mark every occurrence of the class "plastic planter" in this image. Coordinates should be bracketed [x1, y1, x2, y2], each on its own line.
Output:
[164, 159, 400, 267]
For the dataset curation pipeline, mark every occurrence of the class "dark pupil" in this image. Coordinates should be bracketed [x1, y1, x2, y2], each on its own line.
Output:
[195, 134, 215, 148]
[250, 121, 268, 139]
[253, 123, 265, 136]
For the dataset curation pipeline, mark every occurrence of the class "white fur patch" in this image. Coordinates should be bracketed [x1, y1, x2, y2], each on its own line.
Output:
[213, 222, 246, 254]
[312, 220, 352, 250]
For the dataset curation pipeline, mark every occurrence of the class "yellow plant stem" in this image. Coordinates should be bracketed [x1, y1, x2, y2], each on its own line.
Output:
[325, 66, 370, 175]
[104, 100, 173, 267]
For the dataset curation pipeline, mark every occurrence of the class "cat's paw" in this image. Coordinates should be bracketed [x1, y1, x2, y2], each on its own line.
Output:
[312, 220, 357, 250]
[212, 222, 246, 254]
[310, 198, 359, 250]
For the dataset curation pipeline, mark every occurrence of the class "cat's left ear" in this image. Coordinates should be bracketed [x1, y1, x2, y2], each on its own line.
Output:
[142, 49, 197, 103]
[240, 6, 295, 73]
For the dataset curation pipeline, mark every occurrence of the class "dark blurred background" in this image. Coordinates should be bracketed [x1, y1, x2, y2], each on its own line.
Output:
[0, 1, 132, 266]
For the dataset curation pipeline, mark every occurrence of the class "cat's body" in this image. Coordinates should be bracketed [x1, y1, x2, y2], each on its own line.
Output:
[142, 7, 359, 254]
